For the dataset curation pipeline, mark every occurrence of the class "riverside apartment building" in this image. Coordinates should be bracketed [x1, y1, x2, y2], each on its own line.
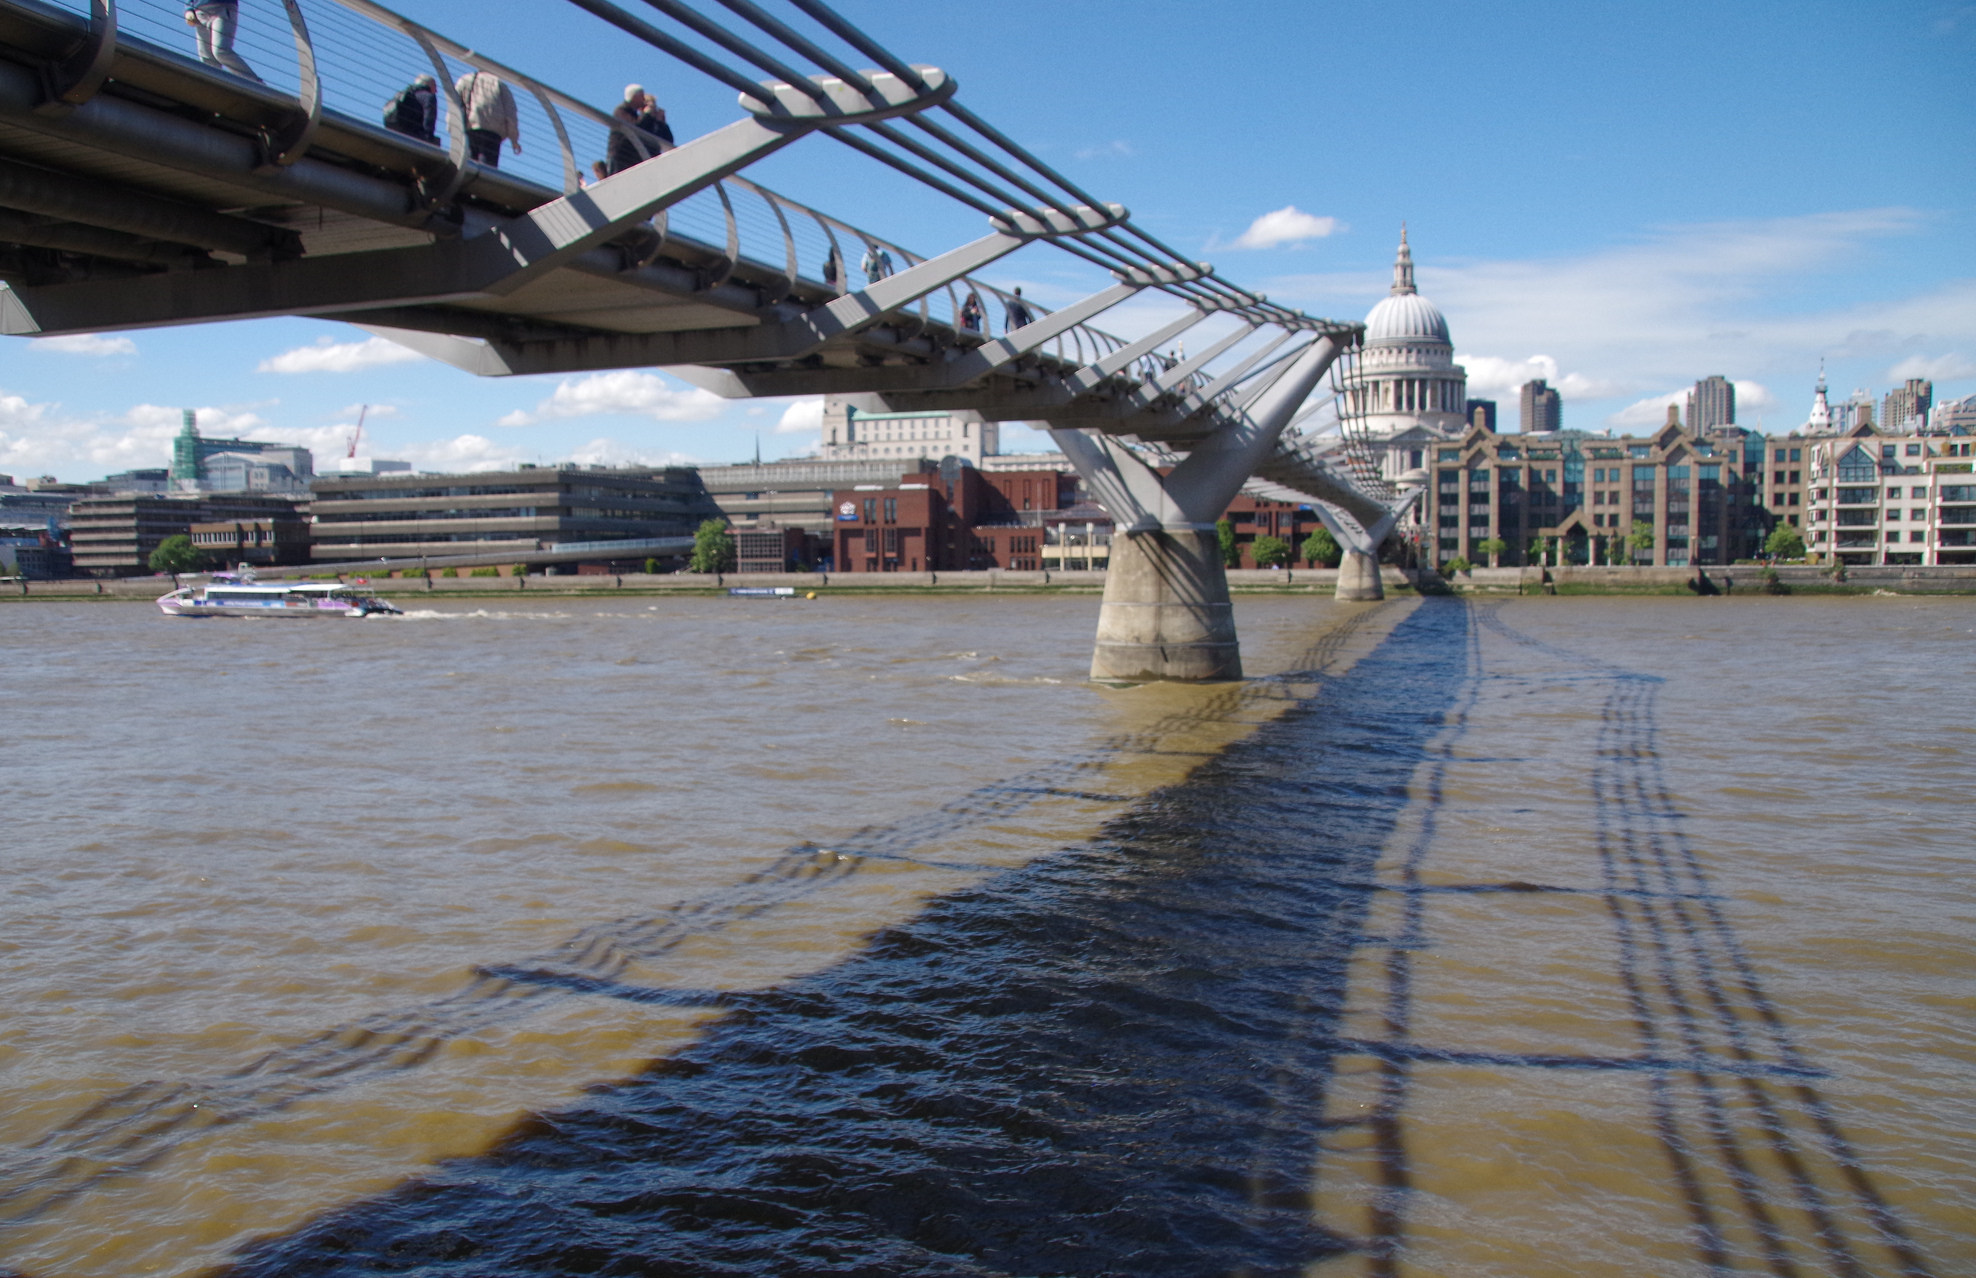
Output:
[1424, 410, 1768, 568]
[1801, 432, 1976, 565]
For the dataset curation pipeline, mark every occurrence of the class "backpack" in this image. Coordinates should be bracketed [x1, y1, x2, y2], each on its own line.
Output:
[383, 87, 427, 136]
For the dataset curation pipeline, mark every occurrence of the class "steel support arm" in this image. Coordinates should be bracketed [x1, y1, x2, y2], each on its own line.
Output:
[1162, 335, 1345, 521]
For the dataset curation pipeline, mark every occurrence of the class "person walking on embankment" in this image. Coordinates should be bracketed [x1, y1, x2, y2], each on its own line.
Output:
[454, 69, 520, 168]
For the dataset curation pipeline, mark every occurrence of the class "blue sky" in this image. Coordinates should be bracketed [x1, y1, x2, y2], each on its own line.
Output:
[3, 0, 1972, 480]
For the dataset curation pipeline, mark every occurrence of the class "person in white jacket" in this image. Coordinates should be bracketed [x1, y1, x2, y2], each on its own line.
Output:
[454, 70, 520, 167]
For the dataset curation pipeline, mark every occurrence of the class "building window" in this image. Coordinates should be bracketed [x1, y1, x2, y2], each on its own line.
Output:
[883, 497, 898, 523]
[1790, 448, 1801, 462]
[1439, 449, 1459, 463]
[1887, 509, 1901, 520]
[1886, 487, 1901, 500]
[1911, 486, 1928, 499]
[1787, 492, 1799, 506]
[863, 498, 876, 523]
[1906, 444, 1922, 456]
[1911, 530, 1926, 542]
[1911, 509, 1927, 521]
[1773, 449, 1787, 462]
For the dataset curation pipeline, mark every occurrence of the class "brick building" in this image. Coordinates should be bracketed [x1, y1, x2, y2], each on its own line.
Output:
[1424, 410, 1767, 568]
[829, 468, 1074, 572]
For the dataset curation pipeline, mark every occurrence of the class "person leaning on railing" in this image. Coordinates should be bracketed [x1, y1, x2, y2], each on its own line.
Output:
[606, 84, 673, 175]
[454, 69, 520, 168]
[383, 74, 438, 145]
[184, 0, 259, 82]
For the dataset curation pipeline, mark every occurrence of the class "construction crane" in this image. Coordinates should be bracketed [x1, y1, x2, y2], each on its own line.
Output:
[345, 406, 367, 460]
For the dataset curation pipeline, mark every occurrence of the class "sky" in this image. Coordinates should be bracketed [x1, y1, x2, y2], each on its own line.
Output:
[2, 0, 1972, 481]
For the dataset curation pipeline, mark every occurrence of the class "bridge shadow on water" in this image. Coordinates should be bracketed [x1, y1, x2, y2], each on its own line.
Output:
[226, 600, 1475, 1278]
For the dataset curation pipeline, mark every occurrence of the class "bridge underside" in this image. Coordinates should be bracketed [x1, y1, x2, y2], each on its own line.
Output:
[0, 0, 1412, 678]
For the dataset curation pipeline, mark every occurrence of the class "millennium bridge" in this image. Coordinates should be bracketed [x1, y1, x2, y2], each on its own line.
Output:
[0, 0, 1419, 679]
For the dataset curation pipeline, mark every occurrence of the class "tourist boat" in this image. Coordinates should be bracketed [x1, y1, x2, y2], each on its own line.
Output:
[157, 574, 403, 618]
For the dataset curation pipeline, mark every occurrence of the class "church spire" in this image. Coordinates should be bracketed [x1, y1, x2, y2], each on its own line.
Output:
[1391, 223, 1416, 296]
[1807, 359, 1832, 432]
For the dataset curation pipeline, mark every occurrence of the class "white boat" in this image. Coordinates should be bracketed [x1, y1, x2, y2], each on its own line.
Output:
[157, 575, 403, 618]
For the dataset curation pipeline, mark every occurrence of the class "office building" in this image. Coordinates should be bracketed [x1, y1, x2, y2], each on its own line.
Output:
[187, 517, 311, 567]
[818, 395, 999, 464]
[697, 457, 938, 533]
[308, 465, 719, 564]
[1519, 379, 1562, 433]
[169, 410, 313, 493]
[68, 494, 305, 576]
[1880, 379, 1933, 435]
[1687, 376, 1736, 431]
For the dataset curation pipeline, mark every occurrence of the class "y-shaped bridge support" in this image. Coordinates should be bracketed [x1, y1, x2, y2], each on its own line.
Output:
[1309, 497, 1414, 601]
[1050, 334, 1346, 681]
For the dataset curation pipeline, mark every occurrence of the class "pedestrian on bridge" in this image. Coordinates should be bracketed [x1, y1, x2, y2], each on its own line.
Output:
[860, 242, 893, 283]
[607, 85, 673, 174]
[183, 0, 259, 82]
[1003, 286, 1034, 332]
[454, 69, 520, 168]
[383, 74, 438, 145]
[959, 291, 984, 333]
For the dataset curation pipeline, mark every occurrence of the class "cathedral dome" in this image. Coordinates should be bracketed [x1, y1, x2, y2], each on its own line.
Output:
[1365, 292, 1450, 344]
[1363, 225, 1450, 345]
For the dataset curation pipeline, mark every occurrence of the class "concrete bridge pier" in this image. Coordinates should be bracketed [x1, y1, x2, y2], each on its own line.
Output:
[1052, 333, 1347, 681]
[1312, 486, 1421, 602]
[1335, 548, 1385, 601]
[1091, 527, 1240, 681]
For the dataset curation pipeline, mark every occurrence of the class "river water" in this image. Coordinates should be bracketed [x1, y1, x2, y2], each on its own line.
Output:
[0, 592, 1969, 1277]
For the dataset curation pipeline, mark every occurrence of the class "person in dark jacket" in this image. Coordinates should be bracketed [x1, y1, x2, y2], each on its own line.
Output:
[607, 84, 674, 174]
[1004, 286, 1034, 332]
[383, 74, 438, 144]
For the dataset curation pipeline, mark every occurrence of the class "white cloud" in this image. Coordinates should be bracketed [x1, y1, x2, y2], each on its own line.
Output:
[258, 336, 424, 374]
[29, 334, 136, 357]
[1735, 380, 1776, 412]
[1606, 379, 1776, 430]
[1457, 353, 1623, 402]
[497, 370, 726, 427]
[0, 395, 282, 477]
[1608, 389, 1687, 430]
[1229, 206, 1342, 251]
[336, 402, 400, 420]
[1073, 140, 1134, 161]
[774, 397, 824, 435]
[1887, 353, 1976, 382]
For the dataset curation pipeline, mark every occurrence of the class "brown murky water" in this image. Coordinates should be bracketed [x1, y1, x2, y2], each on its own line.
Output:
[0, 593, 1968, 1276]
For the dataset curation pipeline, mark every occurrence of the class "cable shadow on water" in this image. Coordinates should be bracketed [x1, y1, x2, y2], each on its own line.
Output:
[215, 600, 1478, 1278]
[1474, 606, 1935, 1278]
[0, 608, 1389, 1239]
